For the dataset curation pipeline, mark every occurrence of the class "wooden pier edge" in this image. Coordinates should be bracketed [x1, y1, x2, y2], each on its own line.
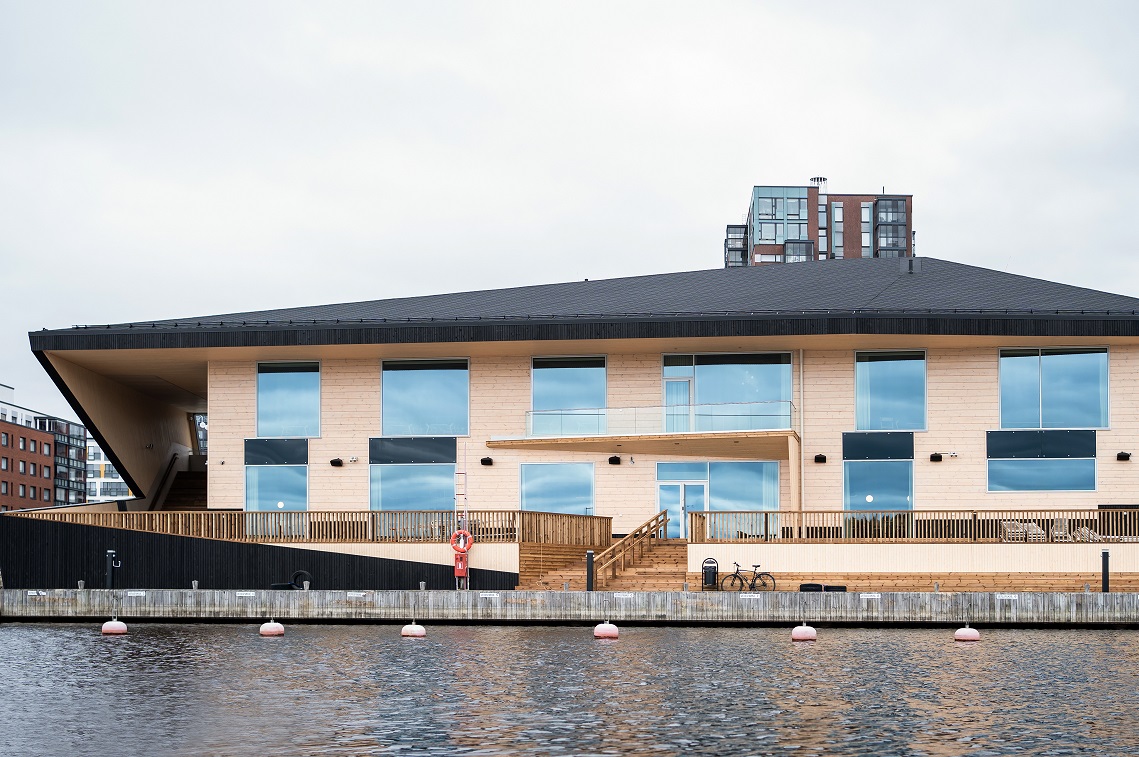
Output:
[5, 589, 1139, 626]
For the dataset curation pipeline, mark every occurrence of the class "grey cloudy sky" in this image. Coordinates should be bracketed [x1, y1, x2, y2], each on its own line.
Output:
[2, 1, 1137, 419]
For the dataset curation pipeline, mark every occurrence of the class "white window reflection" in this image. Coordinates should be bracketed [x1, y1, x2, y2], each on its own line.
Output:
[245, 465, 307, 511]
[663, 354, 792, 431]
[531, 358, 606, 435]
[999, 348, 1108, 429]
[521, 463, 594, 515]
[987, 459, 1096, 492]
[257, 363, 320, 437]
[855, 352, 926, 431]
[382, 360, 469, 436]
[370, 464, 456, 510]
[843, 460, 913, 511]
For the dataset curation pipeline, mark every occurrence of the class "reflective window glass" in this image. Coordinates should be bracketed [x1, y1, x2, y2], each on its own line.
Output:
[1000, 348, 1108, 428]
[257, 363, 320, 437]
[520, 463, 594, 515]
[245, 465, 308, 511]
[531, 358, 606, 435]
[844, 460, 913, 510]
[382, 360, 469, 436]
[370, 464, 455, 510]
[709, 462, 779, 511]
[987, 459, 1096, 491]
[666, 354, 791, 431]
[656, 462, 709, 481]
[855, 352, 926, 430]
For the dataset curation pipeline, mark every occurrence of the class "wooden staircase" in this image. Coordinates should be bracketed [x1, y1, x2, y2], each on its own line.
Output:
[517, 511, 691, 591]
[157, 471, 207, 511]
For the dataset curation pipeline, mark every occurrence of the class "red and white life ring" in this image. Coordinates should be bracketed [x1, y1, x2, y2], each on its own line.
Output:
[450, 529, 474, 553]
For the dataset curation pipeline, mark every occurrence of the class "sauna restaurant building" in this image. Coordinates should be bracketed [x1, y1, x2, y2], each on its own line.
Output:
[19, 257, 1139, 589]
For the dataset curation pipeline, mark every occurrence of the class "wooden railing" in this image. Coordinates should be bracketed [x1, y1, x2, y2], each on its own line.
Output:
[594, 510, 669, 588]
[689, 508, 1139, 544]
[9, 509, 611, 547]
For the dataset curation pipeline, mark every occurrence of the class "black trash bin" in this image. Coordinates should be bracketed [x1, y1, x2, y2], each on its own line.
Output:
[799, 583, 824, 592]
[701, 558, 719, 590]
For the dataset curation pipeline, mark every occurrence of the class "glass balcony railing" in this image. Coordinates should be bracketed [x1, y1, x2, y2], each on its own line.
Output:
[524, 401, 796, 437]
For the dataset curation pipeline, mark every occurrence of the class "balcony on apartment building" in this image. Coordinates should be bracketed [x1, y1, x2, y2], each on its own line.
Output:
[487, 401, 799, 460]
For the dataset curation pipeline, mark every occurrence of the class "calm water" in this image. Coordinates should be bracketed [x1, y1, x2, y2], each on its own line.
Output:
[0, 624, 1137, 756]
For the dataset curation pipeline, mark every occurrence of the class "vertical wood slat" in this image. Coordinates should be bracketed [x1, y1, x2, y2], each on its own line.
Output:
[4, 509, 613, 547]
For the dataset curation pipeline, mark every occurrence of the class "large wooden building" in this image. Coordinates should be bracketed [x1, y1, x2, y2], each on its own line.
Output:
[15, 257, 1139, 591]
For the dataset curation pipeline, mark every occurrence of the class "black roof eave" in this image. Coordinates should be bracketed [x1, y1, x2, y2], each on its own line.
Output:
[28, 312, 1139, 352]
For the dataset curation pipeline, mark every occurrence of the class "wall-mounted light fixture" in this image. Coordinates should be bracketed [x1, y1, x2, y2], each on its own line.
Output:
[929, 453, 944, 462]
[480, 457, 493, 466]
[608, 455, 621, 465]
[814, 454, 826, 464]
[330, 458, 344, 467]
[348, 456, 359, 463]
[1119, 452, 1132, 461]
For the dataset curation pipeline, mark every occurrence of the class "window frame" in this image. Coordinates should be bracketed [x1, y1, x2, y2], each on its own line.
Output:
[519, 462, 595, 516]
[854, 350, 928, 432]
[255, 360, 322, 439]
[997, 347, 1109, 430]
[530, 356, 608, 435]
[380, 358, 471, 438]
[661, 352, 794, 431]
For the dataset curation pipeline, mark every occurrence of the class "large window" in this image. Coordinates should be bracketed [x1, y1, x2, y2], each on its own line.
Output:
[531, 358, 606, 435]
[245, 466, 308, 511]
[855, 352, 926, 430]
[986, 430, 1097, 492]
[664, 354, 792, 432]
[257, 362, 320, 437]
[382, 360, 469, 436]
[844, 460, 913, 511]
[370, 465, 455, 510]
[520, 463, 594, 515]
[244, 439, 309, 511]
[999, 348, 1108, 429]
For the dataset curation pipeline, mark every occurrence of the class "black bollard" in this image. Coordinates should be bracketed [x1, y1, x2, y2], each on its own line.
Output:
[586, 550, 594, 592]
[1102, 549, 1110, 593]
[105, 550, 116, 590]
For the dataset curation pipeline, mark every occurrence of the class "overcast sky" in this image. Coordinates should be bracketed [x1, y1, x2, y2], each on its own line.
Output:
[2, 1, 1137, 420]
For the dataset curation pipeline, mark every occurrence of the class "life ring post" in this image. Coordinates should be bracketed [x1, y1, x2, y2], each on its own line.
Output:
[450, 529, 474, 553]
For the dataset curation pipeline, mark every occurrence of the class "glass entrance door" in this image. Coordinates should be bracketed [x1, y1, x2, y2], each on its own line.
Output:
[658, 482, 706, 538]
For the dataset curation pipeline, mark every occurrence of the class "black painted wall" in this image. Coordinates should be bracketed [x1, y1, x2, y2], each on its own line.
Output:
[0, 517, 518, 591]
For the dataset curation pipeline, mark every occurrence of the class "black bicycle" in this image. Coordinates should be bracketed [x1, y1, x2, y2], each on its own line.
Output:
[720, 562, 776, 592]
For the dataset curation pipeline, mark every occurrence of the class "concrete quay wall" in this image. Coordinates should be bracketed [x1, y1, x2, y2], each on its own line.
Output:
[5, 589, 1139, 625]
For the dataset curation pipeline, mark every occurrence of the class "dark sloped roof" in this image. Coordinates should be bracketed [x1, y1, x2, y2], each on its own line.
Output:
[30, 257, 1139, 351]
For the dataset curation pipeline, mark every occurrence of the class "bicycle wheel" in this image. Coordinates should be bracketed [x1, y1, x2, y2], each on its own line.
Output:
[720, 574, 745, 592]
[754, 573, 777, 592]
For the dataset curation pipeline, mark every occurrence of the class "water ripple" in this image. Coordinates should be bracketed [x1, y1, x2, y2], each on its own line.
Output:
[0, 625, 1137, 756]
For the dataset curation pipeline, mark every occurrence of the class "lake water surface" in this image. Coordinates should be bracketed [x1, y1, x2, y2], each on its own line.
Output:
[1, 623, 1137, 756]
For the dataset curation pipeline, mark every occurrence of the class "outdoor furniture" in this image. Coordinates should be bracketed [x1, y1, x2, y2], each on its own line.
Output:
[1000, 520, 1027, 542]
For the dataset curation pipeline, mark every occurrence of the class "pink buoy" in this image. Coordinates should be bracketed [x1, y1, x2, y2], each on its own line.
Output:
[954, 624, 980, 642]
[259, 620, 285, 637]
[401, 622, 426, 638]
[101, 618, 128, 635]
[791, 622, 817, 642]
[594, 621, 619, 639]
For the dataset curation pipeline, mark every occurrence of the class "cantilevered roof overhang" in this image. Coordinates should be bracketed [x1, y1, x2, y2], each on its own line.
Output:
[27, 257, 1139, 502]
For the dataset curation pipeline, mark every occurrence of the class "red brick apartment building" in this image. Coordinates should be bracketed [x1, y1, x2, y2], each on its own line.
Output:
[724, 177, 913, 266]
[0, 421, 57, 511]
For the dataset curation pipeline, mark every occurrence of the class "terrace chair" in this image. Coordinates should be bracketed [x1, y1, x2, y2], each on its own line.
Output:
[1074, 526, 1139, 544]
[1050, 519, 1074, 542]
[1000, 520, 1027, 542]
[1074, 526, 1105, 543]
[1024, 523, 1047, 542]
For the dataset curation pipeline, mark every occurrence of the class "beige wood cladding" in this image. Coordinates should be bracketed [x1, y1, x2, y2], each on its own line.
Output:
[688, 543, 1139, 574]
[287, 542, 519, 573]
[207, 342, 1139, 525]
